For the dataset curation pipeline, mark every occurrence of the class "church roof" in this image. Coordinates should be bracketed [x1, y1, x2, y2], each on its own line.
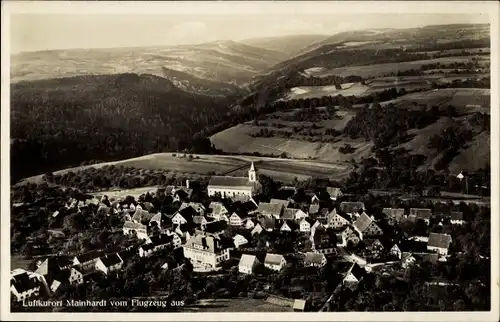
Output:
[208, 176, 253, 188]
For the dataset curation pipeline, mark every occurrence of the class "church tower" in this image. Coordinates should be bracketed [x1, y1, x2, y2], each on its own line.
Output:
[248, 161, 257, 182]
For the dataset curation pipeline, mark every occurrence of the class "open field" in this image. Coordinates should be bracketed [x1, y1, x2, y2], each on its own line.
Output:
[20, 153, 355, 185]
[90, 186, 159, 199]
[302, 56, 489, 78]
[183, 298, 294, 312]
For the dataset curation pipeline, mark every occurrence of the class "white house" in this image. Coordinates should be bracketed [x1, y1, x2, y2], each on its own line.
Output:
[251, 223, 264, 235]
[427, 233, 452, 256]
[342, 263, 365, 290]
[233, 234, 249, 249]
[300, 218, 316, 233]
[389, 244, 402, 259]
[280, 220, 299, 232]
[264, 253, 287, 271]
[244, 218, 255, 230]
[10, 270, 43, 302]
[95, 253, 123, 275]
[208, 202, 229, 221]
[73, 250, 105, 272]
[327, 209, 350, 229]
[229, 212, 246, 226]
[182, 234, 231, 269]
[238, 254, 259, 274]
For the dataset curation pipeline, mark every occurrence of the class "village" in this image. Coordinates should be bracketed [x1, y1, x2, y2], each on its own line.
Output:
[10, 162, 488, 312]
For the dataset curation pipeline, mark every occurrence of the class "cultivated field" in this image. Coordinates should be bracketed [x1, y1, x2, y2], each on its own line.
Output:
[90, 186, 160, 200]
[21, 153, 356, 185]
[303, 56, 489, 78]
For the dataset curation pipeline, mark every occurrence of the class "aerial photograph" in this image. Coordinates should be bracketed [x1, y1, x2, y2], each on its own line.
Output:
[5, 1, 495, 317]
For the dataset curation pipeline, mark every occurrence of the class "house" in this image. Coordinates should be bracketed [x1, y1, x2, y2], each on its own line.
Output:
[47, 267, 84, 293]
[310, 220, 324, 239]
[233, 234, 249, 249]
[353, 213, 383, 239]
[382, 208, 406, 225]
[259, 218, 277, 231]
[342, 263, 365, 290]
[280, 220, 299, 232]
[312, 228, 338, 254]
[178, 202, 206, 216]
[10, 270, 43, 302]
[449, 211, 465, 225]
[257, 202, 283, 219]
[281, 208, 298, 220]
[299, 217, 316, 233]
[342, 226, 361, 246]
[360, 239, 384, 259]
[270, 198, 290, 208]
[149, 213, 173, 233]
[208, 202, 229, 221]
[149, 233, 180, 249]
[131, 208, 155, 224]
[243, 218, 255, 230]
[172, 187, 193, 202]
[389, 244, 402, 259]
[117, 249, 135, 264]
[251, 223, 264, 235]
[264, 253, 287, 271]
[182, 234, 231, 269]
[229, 212, 247, 226]
[34, 256, 73, 276]
[73, 250, 105, 272]
[327, 209, 350, 229]
[293, 299, 307, 312]
[138, 243, 155, 257]
[173, 223, 196, 242]
[171, 206, 198, 225]
[339, 202, 365, 217]
[427, 233, 452, 256]
[238, 254, 259, 274]
[401, 252, 416, 269]
[304, 252, 327, 268]
[207, 162, 262, 198]
[409, 208, 432, 225]
[202, 220, 227, 236]
[123, 221, 148, 240]
[308, 204, 320, 215]
[193, 215, 212, 227]
[95, 253, 123, 275]
[326, 187, 343, 200]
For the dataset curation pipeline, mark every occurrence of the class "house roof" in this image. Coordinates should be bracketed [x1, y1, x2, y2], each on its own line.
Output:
[185, 234, 225, 253]
[239, 254, 257, 268]
[449, 211, 464, 221]
[204, 220, 228, 234]
[304, 252, 325, 265]
[193, 215, 209, 225]
[117, 249, 135, 262]
[208, 202, 228, 216]
[382, 208, 405, 221]
[427, 233, 452, 249]
[11, 272, 40, 293]
[354, 213, 373, 233]
[348, 263, 365, 280]
[409, 208, 432, 220]
[364, 239, 383, 248]
[258, 203, 283, 217]
[265, 253, 285, 266]
[301, 217, 316, 226]
[281, 208, 298, 220]
[326, 187, 342, 199]
[233, 234, 249, 244]
[75, 250, 105, 264]
[140, 243, 155, 251]
[340, 202, 365, 214]
[401, 252, 415, 262]
[173, 188, 193, 199]
[259, 217, 277, 230]
[308, 204, 320, 214]
[35, 256, 73, 275]
[149, 234, 174, 247]
[100, 253, 122, 267]
[123, 221, 147, 231]
[293, 299, 306, 311]
[208, 176, 253, 188]
[132, 209, 155, 223]
[282, 220, 299, 231]
[270, 199, 290, 208]
[422, 253, 439, 264]
[177, 206, 198, 222]
[149, 213, 172, 226]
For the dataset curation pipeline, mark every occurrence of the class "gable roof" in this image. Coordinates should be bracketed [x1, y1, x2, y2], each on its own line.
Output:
[304, 252, 326, 265]
[265, 253, 285, 266]
[149, 234, 174, 247]
[185, 234, 226, 253]
[208, 201, 228, 216]
[11, 272, 40, 293]
[140, 243, 155, 251]
[409, 208, 432, 220]
[149, 213, 172, 226]
[208, 176, 253, 188]
[282, 220, 299, 231]
[449, 211, 464, 221]
[427, 233, 452, 249]
[308, 204, 320, 215]
[382, 208, 405, 221]
[340, 202, 365, 214]
[203, 220, 228, 234]
[422, 253, 439, 264]
[173, 188, 193, 199]
[75, 250, 105, 264]
[258, 202, 283, 217]
[326, 187, 342, 199]
[99, 253, 123, 267]
[239, 254, 258, 268]
[401, 252, 415, 262]
[117, 249, 135, 262]
[348, 263, 365, 280]
[270, 198, 290, 208]
[354, 213, 373, 233]
[132, 209, 155, 223]
[35, 256, 73, 275]
[176, 206, 198, 221]
[364, 239, 383, 248]
[123, 221, 147, 231]
[282, 208, 300, 220]
[259, 217, 277, 230]
[301, 217, 316, 226]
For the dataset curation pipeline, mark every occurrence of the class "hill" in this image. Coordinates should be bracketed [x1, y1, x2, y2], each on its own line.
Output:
[11, 40, 287, 87]
[241, 34, 329, 57]
[10, 73, 234, 182]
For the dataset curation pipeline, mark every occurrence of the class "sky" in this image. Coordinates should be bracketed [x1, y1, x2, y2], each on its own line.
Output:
[10, 12, 489, 54]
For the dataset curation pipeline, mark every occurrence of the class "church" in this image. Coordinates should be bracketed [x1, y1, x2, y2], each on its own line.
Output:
[207, 162, 262, 198]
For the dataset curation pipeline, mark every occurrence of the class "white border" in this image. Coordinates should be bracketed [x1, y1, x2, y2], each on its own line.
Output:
[1, 1, 499, 321]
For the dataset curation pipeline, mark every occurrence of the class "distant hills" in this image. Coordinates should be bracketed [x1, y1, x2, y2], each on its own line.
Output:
[241, 34, 329, 57]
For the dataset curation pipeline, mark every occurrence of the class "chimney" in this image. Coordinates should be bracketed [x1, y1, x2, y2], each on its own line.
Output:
[186, 179, 190, 189]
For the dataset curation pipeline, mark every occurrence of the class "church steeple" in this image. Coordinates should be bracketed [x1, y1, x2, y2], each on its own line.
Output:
[248, 161, 257, 182]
